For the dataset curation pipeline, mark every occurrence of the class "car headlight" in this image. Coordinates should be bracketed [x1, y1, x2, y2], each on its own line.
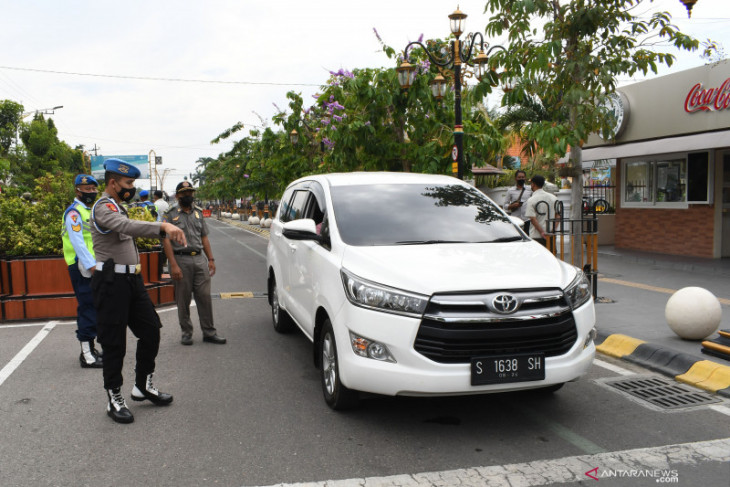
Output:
[564, 271, 592, 310]
[341, 269, 428, 317]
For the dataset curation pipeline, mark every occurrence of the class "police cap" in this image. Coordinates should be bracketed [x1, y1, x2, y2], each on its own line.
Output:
[74, 174, 98, 186]
[139, 189, 149, 197]
[176, 181, 195, 194]
[104, 158, 141, 178]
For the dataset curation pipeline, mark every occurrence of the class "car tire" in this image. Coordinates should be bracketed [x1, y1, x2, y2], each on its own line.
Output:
[270, 276, 295, 333]
[320, 319, 359, 410]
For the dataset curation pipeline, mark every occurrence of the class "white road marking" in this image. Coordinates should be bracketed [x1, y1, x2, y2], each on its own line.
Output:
[593, 358, 636, 376]
[254, 438, 730, 487]
[708, 405, 730, 417]
[0, 320, 73, 329]
[0, 321, 57, 387]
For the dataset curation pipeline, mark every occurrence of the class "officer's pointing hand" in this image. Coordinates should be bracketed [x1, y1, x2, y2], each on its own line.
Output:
[161, 222, 188, 247]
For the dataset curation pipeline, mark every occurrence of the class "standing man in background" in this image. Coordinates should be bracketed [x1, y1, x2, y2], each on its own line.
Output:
[62, 174, 103, 369]
[163, 181, 226, 346]
[135, 189, 157, 220]
[525, 175, 559, 247]
[91, 159, 187, 424]
[503, 170, 532, 233]
[153, 190, 169, 222]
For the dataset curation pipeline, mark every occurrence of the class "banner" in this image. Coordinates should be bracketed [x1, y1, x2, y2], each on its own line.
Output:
[90, 155, 149, 180]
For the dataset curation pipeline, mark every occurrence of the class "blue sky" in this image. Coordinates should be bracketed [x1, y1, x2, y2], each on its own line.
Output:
[1, 0, 727, 193]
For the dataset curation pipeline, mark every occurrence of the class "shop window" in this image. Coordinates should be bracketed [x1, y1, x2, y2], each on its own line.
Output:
[622, 152, 711, 208]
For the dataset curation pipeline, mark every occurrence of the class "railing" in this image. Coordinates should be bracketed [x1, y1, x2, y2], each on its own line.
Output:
[582, 184, 616, 214]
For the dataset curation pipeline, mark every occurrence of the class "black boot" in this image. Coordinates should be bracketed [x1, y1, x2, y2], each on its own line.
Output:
[90, 338, 103, 358]
[107, 388, 134, 423]
[79, 341, 103, 368]
[131, 373, 173, 406]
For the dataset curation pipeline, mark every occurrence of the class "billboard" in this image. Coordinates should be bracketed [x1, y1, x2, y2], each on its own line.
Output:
[90, 155, 149, 180]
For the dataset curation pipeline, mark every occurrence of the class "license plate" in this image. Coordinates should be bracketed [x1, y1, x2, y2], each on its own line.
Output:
[471, 353, 545, 385]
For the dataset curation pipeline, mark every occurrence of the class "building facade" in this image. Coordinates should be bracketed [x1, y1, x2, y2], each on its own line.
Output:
[583, 60, 730, 258]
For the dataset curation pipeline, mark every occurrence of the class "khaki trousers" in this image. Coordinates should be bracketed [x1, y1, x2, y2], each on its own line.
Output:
[174, 254, 217, 338]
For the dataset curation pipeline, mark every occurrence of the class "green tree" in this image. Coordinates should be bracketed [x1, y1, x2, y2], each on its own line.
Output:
[484, 0, 698, 224]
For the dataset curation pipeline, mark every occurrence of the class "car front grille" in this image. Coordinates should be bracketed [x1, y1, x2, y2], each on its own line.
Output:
[414, 289, 578, 364]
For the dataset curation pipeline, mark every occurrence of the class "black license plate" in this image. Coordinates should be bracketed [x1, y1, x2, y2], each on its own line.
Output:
[471, 353, 546, 385]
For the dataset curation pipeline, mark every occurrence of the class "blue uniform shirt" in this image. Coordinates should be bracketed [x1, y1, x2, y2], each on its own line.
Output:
[64, 198, 96, 271]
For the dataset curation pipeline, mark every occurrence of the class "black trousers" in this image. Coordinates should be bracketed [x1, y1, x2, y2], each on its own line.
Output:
[91, 272, 162, 390]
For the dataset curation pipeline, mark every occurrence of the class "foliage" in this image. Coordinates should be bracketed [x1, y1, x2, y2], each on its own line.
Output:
[0, 173, 74, 256]
[199, 35, 509, 201]
[127, 206, 160, 250]
[482, 0, 698, 227]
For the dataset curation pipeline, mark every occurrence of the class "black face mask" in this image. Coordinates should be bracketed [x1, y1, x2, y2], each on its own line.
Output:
[179, 195, 194, 207]
[115, 184, 136, 203]
[516, 179, 525, 187]
[78, 191, 97, 206]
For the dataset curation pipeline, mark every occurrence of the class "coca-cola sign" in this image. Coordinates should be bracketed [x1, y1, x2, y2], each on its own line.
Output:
[684, 78, 730, 113]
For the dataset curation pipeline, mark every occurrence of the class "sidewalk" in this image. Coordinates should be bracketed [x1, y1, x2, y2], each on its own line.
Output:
[592, 245, 730, 397]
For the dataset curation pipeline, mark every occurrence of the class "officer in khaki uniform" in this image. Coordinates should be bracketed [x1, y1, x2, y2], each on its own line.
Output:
[90, 158, 187, 424]
[162, 181, 226, 346]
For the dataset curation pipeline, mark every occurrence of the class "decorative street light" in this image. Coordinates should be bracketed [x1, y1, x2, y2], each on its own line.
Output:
[397, 7, 504, 180]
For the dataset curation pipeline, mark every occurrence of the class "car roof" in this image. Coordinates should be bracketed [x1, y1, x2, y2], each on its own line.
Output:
[292, 171, 466, 188]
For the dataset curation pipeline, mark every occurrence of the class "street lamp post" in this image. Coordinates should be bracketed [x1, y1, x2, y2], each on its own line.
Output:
[397, 7, 503, 180]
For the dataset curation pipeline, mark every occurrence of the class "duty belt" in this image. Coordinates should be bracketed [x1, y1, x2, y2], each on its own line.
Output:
[95, 262, 142, 274]
[174, 249, 201, 256]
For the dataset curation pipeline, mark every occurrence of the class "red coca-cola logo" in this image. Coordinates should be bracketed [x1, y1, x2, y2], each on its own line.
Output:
[685, 78, 730, 113]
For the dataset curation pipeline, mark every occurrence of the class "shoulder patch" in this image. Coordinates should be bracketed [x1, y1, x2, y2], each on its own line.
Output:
[105, 203, 119, 212]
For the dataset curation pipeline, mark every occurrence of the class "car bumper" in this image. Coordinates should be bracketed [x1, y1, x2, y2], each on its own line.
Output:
[333, 300, 596, 397]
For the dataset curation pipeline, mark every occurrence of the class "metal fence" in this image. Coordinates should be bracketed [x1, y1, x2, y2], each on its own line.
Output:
[582, 184, 616, 214]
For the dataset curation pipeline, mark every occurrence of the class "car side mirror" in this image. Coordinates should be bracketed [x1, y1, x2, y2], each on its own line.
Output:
[282, 218, 322, 242]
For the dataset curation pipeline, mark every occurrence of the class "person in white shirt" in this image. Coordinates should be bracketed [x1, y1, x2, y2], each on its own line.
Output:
[503, 170, 532, 232]
[524, 174, 559, 246]
[153, 190, 169, 222]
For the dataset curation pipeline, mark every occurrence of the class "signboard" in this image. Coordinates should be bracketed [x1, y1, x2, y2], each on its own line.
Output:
[90, 155, 150, 180]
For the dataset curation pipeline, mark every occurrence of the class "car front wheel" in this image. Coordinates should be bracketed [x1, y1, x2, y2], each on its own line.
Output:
[270, 276, 294, 333]
[320, 320, 358, 410]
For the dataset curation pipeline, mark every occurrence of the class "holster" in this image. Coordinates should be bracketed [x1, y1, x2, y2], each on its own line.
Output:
[102, 259, 116, 283]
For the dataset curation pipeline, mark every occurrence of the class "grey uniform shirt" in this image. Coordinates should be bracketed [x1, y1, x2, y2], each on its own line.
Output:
[91, 195, 163, 265]
[163, 205, 208, 252]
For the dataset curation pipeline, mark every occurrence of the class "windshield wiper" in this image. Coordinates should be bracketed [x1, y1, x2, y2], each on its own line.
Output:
[395, 240, 469, 245]
[486, 236, 524, 243]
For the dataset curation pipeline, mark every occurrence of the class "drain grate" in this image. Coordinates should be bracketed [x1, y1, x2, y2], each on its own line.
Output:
[604, 376, 722, 410]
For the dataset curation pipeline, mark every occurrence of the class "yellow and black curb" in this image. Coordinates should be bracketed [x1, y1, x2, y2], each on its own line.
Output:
[217, 217, 271, 238]
[596, 332, 730, 398]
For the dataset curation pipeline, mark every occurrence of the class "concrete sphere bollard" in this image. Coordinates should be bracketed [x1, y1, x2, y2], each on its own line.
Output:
[665, 287, 722, 340]
[250, 216, 260, 225]
[231, 213, 240, 220]
[262, 218, 272, 228]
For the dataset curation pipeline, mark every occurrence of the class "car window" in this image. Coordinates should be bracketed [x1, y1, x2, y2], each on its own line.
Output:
[330, 183, 521, 246]
[279, 187, 295, 223]
[281, 190, 310, 222]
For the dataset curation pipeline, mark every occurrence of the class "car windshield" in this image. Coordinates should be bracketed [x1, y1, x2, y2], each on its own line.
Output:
[330, 183, 523, 246]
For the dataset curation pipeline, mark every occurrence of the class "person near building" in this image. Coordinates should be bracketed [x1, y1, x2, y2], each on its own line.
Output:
[153, 190, 169, 222]
[162, 181, 226, 346]
[62, 174, 103, 369]
[503, 170, 533, 233]
[90, 158, 188, 424]
[525, 174, 560, 247]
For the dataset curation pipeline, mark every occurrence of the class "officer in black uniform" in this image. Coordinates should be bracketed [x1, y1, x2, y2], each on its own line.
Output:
[90, 158, 187, 424]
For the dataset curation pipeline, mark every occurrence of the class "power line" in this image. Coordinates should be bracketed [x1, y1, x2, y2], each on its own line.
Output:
[0, 65, 320, 87]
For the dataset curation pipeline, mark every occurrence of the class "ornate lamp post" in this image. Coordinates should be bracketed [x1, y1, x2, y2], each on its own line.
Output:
[397, 7, 503, 180]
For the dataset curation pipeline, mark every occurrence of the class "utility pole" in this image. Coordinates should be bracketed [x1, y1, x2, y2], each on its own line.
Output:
[88, 144, 101, 156]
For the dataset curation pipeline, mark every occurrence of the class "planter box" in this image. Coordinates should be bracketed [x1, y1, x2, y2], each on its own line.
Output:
[597, 214, 615, 246]
[0, 252, 177, 322]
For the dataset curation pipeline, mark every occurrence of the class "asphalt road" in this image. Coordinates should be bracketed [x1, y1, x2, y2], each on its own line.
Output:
[0, 218, 728, 487]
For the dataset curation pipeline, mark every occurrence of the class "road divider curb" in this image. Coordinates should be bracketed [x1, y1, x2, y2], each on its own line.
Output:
[596, 332, 730, 398]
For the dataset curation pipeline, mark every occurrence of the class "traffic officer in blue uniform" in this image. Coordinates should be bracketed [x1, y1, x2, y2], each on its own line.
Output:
[91, 158, 187, 424]
[62, 174, 103, 368]
[135, 189, 158, 219]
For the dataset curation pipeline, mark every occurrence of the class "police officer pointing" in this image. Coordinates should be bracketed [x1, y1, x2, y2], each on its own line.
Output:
[90, 158, 187, 424]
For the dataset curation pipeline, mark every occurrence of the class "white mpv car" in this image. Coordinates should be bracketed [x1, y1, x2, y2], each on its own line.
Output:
[266, 172, 596, 409]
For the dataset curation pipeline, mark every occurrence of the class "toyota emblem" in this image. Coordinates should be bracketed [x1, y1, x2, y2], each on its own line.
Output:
[492, 294, 519, 314]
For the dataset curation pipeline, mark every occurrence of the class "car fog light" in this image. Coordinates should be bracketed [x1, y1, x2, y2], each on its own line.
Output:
[584, 327, 597, 349]
[350, 332, 396, 363]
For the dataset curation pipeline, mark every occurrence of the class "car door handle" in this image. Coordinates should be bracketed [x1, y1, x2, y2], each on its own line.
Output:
[288, 243, 297, 253]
